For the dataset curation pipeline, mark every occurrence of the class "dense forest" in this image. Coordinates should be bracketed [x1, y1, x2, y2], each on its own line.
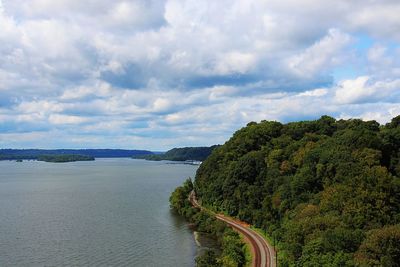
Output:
[194, 115, 400, 266]
[170, 179, 248, 267]
[37, 154, 95, 163]
[0, 149, 152, 160]
[136, 146, 219, 161]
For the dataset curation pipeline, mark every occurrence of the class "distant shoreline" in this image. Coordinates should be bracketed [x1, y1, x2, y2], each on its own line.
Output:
[0, 149, 153, 161]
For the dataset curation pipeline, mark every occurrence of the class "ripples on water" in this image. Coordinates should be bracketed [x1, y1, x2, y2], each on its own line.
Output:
[0, 159, 198, 266]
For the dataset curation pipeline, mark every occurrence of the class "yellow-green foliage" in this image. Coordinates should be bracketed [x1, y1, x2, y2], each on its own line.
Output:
[195, 115, 400, 266]
[355, 224, 400, 266]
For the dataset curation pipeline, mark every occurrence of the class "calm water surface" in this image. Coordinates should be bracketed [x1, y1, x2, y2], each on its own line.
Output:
[0, 158, 199, 266]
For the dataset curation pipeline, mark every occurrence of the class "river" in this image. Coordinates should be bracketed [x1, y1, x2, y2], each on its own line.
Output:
[0, 158, 199, 266]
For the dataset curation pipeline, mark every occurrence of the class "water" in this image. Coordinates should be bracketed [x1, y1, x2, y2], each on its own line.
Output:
[0, 158, 199, 266]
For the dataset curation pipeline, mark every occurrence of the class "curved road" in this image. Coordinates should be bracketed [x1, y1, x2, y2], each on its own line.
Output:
[189, 191, 276, 267]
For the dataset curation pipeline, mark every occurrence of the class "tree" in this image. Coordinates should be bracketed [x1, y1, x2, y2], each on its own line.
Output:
[355, 225, 400, 266]
[196, 250, 221, 267]
[193, 115, 400, 266]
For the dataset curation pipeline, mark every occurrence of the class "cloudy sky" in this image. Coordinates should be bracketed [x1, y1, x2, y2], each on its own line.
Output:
[0, 0, 399, 150]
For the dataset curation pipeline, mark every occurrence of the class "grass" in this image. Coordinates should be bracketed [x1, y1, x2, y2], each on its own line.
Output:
[242, 240, 253, 267]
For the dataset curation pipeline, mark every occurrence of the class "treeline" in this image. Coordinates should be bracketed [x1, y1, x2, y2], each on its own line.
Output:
[37, 154, 95, 163]
[0, 154, 36, 160]
[170, 179, 248, 267]
[0, 149, 152, 160]
[194, 115, 400, 266]
[135, 146, 219, 161]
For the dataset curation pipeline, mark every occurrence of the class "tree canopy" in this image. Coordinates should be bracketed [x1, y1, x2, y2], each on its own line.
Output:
[37, 154, 94, 163]
[170, 179, 247, 267]
[136, 146, 219, 161]
[194, 115, 400, 266]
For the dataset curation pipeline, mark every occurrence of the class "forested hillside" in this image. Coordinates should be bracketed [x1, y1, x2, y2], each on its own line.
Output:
[194, 116, 400, 266]
[136, 146, 219, 161]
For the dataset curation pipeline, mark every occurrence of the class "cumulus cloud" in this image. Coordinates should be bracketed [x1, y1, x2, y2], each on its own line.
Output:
[48, 114, 89, 125]
[334, 76, 400, 104]
[60, 82, 112, 100]
[0, 0, 399, 149]
[287, 29, 352, 78]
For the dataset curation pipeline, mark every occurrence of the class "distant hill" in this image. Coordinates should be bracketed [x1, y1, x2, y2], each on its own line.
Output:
[134, 146, 220, 161]
[0, 149, 152, 160]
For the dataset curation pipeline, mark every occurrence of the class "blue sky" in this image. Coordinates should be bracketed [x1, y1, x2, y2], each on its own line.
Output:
[0, 0, 399, 150]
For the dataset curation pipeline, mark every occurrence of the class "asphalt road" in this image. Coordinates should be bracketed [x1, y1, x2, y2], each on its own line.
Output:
[189, 191, 276, 267]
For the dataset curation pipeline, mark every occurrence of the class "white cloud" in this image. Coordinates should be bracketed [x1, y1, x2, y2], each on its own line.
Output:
[297, 88, 328, 97]
[287, 29, 352, 78]
[334, 76, 400, 104]
[215, 52, 256, 75]
[48, 114, 88, 125]
[366, 45, 400, 79]
[152, 97, 171, 112]
[0, 0, 400, 149]
[60, 82, 112, 100]
[16, 100, 64, 114]
[348, 2, 400, 41]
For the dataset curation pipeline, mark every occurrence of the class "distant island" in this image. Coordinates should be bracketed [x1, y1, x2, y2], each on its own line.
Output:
[0, 149, 152, 161]
[37, 154, 95, 163]
[133, 146, 219, 162]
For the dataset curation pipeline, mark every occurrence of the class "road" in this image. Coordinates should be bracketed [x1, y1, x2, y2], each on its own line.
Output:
[189, 191, 276, 267]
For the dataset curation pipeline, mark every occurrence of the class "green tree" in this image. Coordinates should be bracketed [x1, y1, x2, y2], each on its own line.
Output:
[196, 250, 221, 267]
[355, 225, 400, 266]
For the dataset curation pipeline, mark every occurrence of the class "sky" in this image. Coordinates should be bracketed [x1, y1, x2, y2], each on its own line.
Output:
[0, 0, 399, 150]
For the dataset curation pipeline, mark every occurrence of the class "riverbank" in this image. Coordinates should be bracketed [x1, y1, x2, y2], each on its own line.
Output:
[190, 190, 276, 267]
[170, 179, 248, 266]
